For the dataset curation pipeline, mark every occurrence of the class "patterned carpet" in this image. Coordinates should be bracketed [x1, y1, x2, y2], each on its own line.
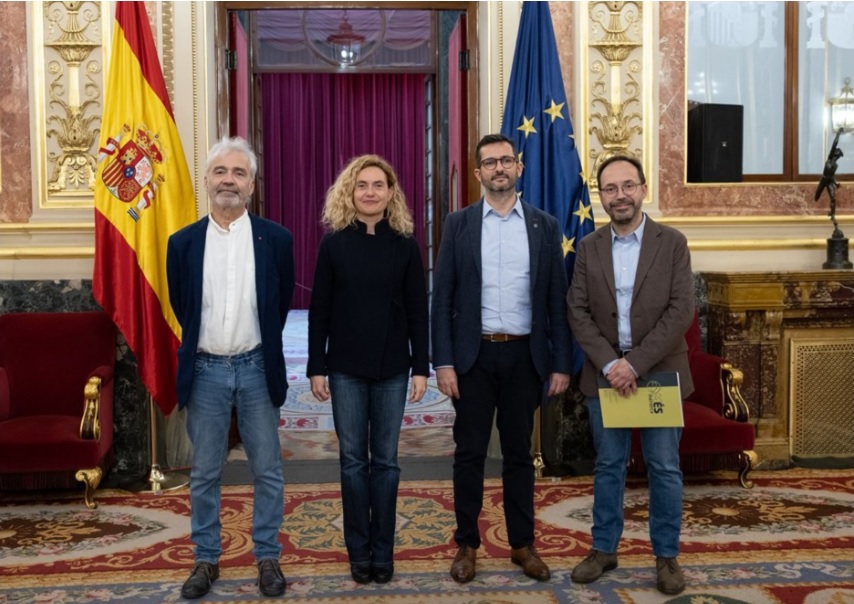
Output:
[1, 469, 852, 603]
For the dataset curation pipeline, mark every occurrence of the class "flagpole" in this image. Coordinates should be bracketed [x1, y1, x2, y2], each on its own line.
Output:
[124, 393, 188, 493]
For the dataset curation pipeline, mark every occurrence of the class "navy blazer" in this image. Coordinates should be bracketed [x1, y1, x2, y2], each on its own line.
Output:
[431, 200, 571, 381]
[166, 213, 295, 409]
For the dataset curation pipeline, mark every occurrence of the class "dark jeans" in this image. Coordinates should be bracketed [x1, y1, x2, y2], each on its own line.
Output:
[328, 371, 408, 567]
[452, 339, 541, 549]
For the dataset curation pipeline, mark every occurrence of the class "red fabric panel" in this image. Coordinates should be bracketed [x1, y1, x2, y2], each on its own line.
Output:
[687, 352, 728, 413]
[678, 403, 755, 454]
[0, 368, 8, 420]
[0, 312, 116, 477]
[0, 313, 115, 419]
[261, 73, 426, 309]
[448, 17, 467, 212]
[630, 402, 755, 459]
[231, 13, 250, 140]
[0, 416, 110, 473]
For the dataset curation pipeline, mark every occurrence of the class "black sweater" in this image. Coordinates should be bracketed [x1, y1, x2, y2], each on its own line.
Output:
[307, 219, 429, 380]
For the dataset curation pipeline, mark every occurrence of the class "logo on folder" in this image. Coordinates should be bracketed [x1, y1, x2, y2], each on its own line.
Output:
[598, 372, 684, 428]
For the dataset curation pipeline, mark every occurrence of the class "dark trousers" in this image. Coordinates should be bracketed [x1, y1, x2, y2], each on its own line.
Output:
[452, 339, 542, 549]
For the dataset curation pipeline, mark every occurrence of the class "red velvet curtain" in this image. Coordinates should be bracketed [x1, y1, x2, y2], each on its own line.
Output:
[261, 73, 426, 309]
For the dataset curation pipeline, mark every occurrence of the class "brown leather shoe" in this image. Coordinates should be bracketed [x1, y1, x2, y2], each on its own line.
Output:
[656, 556, 685, 595]
[450, 545, 477, 583]
[510, 545, 551, 581]
[571, 549, 618, 584]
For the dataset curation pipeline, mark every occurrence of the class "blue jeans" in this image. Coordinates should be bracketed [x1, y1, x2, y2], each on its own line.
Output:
[586, 397, 683, 558]
[328, 371, 408, 568]
[186, 348, 284, 564]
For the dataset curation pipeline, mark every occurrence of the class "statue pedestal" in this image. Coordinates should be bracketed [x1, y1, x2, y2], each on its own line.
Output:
[823, 234, 853, 269]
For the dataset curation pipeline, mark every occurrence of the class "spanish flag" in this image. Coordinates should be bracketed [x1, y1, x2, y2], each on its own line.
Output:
[93, 1, 196, 415]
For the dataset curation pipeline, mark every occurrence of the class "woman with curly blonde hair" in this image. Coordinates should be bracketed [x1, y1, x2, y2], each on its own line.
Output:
[320, 155, 414, 235]
[307, 154, 429, 585]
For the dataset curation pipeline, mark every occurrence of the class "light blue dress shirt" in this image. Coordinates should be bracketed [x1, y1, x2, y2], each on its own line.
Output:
[602, 214, 646, 376]
[481, 198, 531, 335]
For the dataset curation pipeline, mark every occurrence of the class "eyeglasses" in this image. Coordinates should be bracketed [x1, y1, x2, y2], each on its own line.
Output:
[599, 181, 642, 198]
[479, 156, 517, 170]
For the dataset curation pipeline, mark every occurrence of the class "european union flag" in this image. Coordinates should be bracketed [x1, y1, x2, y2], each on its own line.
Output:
[500, 1, 594, 374]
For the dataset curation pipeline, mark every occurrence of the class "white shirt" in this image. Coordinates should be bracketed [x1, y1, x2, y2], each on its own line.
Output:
[197, 211, 262, 355]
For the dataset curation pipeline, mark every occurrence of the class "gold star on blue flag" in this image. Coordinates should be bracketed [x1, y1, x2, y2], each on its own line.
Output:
[500, 1, 595, 374]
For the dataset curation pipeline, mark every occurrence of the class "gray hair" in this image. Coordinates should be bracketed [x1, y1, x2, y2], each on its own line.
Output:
[205, 136, 258, 179]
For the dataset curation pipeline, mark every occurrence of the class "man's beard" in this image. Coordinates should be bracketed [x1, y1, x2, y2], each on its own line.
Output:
[484, 173, 516, 193]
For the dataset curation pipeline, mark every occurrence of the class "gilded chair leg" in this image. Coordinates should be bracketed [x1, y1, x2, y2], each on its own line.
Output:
[533, 452, 545, 479]
[75, 467, 103, 509]
[738, 450, 757, 489]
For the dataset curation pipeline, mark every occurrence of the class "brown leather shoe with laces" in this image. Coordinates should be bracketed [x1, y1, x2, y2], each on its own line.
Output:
[570, 549, 618, 584]
[656, 556, 685, 595]
[510, 545, 551, 581]
[450, 545, 477, 583]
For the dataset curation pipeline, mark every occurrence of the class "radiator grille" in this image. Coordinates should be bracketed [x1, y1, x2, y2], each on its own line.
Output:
[791, 341, 854, 457]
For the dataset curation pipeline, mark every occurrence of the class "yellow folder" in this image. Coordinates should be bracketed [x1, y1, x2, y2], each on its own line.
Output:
[597, 372, 684, 428]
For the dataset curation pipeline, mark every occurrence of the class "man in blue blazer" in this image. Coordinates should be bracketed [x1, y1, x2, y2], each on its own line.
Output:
[167, 137, 294, 599]
[432, 134, 571, 584]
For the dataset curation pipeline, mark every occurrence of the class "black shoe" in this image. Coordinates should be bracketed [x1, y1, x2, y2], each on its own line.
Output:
[181, 561, 219, 599]
[350, 564, 372, 584]
[257, 558, 286, 597]
[372, 564, 394, 584]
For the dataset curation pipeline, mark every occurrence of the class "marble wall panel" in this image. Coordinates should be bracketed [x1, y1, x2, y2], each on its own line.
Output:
[550, 3, 576, 109]
[0, 2, 33, 223]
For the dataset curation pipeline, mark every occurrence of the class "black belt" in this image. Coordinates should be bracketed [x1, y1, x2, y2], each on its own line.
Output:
[482, 333, 529, 342]
[616, 348, 632, 357]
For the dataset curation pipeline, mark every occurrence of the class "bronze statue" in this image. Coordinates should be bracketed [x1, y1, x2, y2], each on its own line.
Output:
[814, 128, 844, 236]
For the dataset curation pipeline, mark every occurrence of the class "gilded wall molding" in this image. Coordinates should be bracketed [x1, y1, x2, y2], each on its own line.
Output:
[30, 1, 176, 212]
[497, 1, 505, 121]
[161, 1, 175, 108]
[583, 1, 650, 190]
[192, 1, 203, 217]
[33, 1, 104, 208]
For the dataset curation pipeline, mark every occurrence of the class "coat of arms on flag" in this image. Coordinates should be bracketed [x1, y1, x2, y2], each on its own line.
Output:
[98, 123, 166, 222]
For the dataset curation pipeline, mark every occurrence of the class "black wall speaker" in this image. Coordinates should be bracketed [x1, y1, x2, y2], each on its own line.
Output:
[687, 103, 744, 183]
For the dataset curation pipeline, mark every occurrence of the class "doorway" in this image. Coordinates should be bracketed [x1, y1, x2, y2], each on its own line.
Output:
[215, 4, 480, 309]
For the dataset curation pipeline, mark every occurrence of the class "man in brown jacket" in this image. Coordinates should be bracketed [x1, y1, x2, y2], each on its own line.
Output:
[567, 155, 694, 596]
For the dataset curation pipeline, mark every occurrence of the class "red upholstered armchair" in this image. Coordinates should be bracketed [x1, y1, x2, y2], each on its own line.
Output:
[0, 312, 117, 508]
[631, 311, 757, 488]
